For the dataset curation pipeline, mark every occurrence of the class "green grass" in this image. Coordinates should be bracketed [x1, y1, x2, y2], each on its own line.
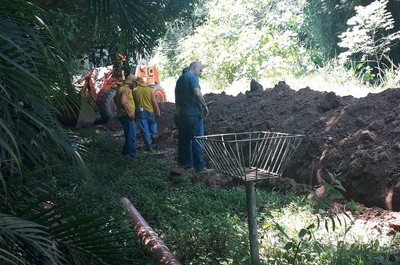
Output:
[61, 127, 399, 265]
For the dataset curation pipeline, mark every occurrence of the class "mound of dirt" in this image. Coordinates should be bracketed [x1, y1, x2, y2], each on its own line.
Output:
[155, 81, 400, 211]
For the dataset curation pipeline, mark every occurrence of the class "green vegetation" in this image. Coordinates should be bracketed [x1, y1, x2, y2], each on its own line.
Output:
[155, 0, 400, 92]
[0, 1, 200, 262]
[61, 128, 398, 264]
[338, 0, 400, 84]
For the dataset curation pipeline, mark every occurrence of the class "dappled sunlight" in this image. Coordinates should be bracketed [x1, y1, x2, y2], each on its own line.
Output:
[259, 197, 398, 263]
[161, 77, 251, 102]
[161, 72, 388, 103]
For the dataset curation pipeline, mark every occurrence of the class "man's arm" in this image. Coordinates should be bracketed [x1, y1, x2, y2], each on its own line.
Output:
[193, 87, 209, 117]
[150, 91, 161, 117]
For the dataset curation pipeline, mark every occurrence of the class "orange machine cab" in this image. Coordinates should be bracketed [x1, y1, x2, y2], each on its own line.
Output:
[135, 65, 160, 85]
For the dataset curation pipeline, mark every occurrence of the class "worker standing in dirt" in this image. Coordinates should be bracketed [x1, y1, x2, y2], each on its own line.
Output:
[132, 77, 161, 151]
[175, 61, 209, 172]
[114, 74, 138, 158]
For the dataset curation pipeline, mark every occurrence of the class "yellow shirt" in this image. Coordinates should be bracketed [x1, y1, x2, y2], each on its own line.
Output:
[132, 86, 154, 113]
[115, 85, 135, 117]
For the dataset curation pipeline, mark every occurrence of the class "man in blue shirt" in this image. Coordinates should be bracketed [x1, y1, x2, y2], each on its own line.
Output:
[175, 61, 209, 172]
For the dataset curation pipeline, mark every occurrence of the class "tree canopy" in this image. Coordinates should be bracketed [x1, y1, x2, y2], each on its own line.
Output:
[155, 0, 400, 89]
[33, 0, 200, 63]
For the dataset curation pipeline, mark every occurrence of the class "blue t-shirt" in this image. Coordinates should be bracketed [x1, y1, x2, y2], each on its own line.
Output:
[175, 72, 202, 116]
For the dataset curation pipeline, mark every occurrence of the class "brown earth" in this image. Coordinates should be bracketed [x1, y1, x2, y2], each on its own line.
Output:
[153, 81, 400, 212]
[104, 80, 400, 235]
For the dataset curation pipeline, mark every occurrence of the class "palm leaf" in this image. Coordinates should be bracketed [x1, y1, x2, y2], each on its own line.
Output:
[0, 5, 116, 264]
[25, 197, 146, 264]
[0, 1, 202, 264]
[68, 0, 200, 57]
[2, 169, 151, 265]
[0, 11, 85, 169]
[0, 214, 65, 265]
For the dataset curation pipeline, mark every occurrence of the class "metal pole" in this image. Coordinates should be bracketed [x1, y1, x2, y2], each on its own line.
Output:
[245, 180, 260, 265]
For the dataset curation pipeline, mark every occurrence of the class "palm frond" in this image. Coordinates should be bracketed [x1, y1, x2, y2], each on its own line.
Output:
[0, 214, 64, 265]
[1, 167, 150, 265]
[0, 11, 85, 170]
[0, 1, 203, 264]
[0, 248, 24, 265]
[0, 5, 116, 263]
[81, 0, 200, 57]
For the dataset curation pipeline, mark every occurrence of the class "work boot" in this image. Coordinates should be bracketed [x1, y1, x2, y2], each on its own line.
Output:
[151, 136, 158, 150]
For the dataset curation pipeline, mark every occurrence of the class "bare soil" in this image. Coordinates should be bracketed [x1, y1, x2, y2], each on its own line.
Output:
[104, 80, 400, 236]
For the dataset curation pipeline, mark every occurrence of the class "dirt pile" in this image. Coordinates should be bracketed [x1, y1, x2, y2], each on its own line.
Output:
[155, 81, 400, 211]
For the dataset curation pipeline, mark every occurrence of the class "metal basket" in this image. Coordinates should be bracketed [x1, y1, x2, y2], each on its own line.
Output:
[195, 131, 303, 181]
[195, 131, 304, 264]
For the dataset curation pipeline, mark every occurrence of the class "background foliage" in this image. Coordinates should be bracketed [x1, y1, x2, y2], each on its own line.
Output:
[338, 0, 400, 83]
[155, 0, 400, 90]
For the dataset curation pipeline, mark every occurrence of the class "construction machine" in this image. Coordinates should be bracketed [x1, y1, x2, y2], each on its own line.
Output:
[63, 56, 167, 128]
[134, 65, 166, 103]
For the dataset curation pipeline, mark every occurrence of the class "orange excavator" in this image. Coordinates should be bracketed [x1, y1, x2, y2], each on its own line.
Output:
[65, 55, 167, 128]
[134, 65, 166, 103]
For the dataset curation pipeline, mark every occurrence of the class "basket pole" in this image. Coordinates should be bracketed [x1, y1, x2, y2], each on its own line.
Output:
[246, 180, 260, 265]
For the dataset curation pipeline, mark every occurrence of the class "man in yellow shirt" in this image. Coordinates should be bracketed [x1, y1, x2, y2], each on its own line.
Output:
[132, 77, 161, 151]
[114, 74, 138, 157]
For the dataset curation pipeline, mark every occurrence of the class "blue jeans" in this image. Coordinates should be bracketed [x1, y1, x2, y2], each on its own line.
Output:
[174, 114, 186, 166]
[137, 110, 157, 149]
[179, 114, 205, 171]
[118, 115, 137, 157]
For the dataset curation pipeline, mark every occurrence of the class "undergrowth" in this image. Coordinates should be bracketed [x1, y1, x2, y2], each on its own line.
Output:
[60, 127, 399, 265]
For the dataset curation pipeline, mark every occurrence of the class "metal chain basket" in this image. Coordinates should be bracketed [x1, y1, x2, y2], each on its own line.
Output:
[195, 131, 304, 264]
[195, 131, 304, 181]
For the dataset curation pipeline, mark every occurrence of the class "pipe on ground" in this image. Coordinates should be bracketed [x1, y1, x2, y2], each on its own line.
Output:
[120, 197, 182, 265]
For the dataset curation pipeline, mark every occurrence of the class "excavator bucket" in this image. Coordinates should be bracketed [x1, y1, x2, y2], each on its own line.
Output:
[58, 91, 101, 128]
[76, 91, 101, 128]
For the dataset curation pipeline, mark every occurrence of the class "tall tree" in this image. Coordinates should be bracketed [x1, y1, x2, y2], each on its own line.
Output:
[302, 0, 365, 63]
[168, 0, 311, 89]
[387, 0, 400, 64]
[156, 0, 208, 76]
[303, 0, 400, 65]
[338, 0, 400, 82]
